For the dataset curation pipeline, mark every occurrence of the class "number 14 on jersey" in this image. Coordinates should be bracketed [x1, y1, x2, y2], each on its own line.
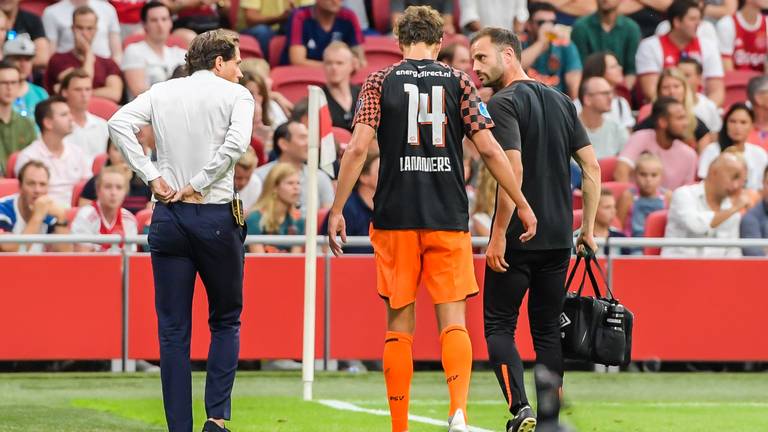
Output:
[404, 84, 447, 147]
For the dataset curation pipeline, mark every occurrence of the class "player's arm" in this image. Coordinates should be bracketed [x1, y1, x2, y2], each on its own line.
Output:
[573, 145, 601, 254]
[485, 149, 522, 272]
[327, 123, 376, 255]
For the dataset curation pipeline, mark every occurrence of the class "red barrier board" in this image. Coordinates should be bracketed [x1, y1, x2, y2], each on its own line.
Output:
[0, 254, 122, 359]
[128, 255, 325, 360]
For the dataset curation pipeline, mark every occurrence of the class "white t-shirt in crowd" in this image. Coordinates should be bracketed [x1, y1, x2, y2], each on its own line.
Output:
[239, 172, 263, 211]
[583, 117, 629, 160]
[573, 95, 635, 129]
[655, 19, 719, 44]
[121, 41, 187, 97]
[694, 93, 722, 132]
[635, 34, 724, 79]
[697, 142, 768, 190]
[14, 139, 92, 208]
[42, 0, 121, 58]
[459, 0, 528, 30]
[662, 182, 742, 257]
[71, 204, 138, 252]
[68, 112, 110, 166]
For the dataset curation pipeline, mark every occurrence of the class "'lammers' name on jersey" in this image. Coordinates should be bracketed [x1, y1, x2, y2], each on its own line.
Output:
[400, 156, 452, 172]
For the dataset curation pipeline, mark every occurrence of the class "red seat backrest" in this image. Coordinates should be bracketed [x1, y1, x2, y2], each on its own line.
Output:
[643, 209, 669, 256]
[239, 33, 263, 59]
[271, 65, 326, 103]
[5, 152, 20, 179]
[135, 208, 154, 233]
[92, 153, 108, 176]
[71, 179, 89, 208]
[598, 157, 619, 183]
[0, 178, 19, 198]
[371, 0, 391, 34]
[572, 209, 583, 231]
[88, 97, 120, 121]
[269, 35, 287, 67]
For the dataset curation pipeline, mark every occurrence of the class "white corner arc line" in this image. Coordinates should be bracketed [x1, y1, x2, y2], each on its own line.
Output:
[317, 399, 496, 432]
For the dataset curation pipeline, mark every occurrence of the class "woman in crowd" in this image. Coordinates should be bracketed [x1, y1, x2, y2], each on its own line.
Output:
[699, 103, 768, 191]
[246, 162, 304, 253]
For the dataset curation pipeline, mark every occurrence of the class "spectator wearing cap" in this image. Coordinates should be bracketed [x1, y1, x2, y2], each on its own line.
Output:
[283, 0, 365, 67]
[14, 97, 91, 207]
[42, 0, 122, 63]
[662, 153, 747, 257]
[571, 0, 641, 88]
[747, 75, 768, 152]
[459, 0, 529, 34]
[321, 41, 359, 131]
[45, 6, 123, 103]
[0, 60, 36, 176]
[521, 2, 583, 99]
[60, 69, 109, 164]
[1, 0, 51, 67]
[635, 0, 725, 106]
[4, 34, 49, 120]
[740, 166, 768, 256]
[241, 0, 315, 61]
[121, 2, 186, 100]
[0, 160, 71, 252]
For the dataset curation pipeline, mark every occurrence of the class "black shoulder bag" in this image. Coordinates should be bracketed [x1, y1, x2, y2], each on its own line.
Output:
[560, 253, 634, 366]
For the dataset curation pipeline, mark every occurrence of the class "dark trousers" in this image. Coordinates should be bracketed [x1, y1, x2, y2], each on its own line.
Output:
[483, 248, 570, 421]
[148, 202, 246, 432]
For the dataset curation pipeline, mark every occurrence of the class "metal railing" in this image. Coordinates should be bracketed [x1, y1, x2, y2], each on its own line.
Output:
[1, 234, 767, 371]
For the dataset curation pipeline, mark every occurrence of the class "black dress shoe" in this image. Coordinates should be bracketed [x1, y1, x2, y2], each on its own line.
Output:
[202, 420, 230, 432]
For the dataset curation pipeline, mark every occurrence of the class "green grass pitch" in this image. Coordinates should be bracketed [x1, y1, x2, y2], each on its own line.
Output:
[0, 370, 767, 431]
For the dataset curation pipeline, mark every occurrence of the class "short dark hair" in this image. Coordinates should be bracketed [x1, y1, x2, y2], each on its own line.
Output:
[273, 120, 299, 157]
[290, 98, 309, 122]
[577, 76, 599, 104]
[17, 160, 50, 184]
[470, 27, 522, 62]
[437, 43, 460, 64]
[60, 68, 91, 92]
[678, 57, 703, 75]
[528, 2, 557, 17]
[185, 29, 239, 74]
[668, 0, 700, 28]
[140, 1, 170, 22]
[582, 51, 616, 79]
[651, 96, 683, 127]
[0, 59, 20, 75]
[395, 5, 443, 47]
[35, 96, 68, 131]
[72, 5, 97, 22]
[719, 103, 754, 151]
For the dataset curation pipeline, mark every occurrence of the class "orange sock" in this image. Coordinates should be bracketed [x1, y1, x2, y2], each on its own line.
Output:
[383, 331, 413, 432]
[440, 325, 472, 421]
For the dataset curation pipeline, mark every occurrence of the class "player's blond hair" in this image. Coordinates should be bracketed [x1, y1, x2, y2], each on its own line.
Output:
[656, 67, 697, 140]
[394, 5, 443, 47]
[252, 163, 301, 233]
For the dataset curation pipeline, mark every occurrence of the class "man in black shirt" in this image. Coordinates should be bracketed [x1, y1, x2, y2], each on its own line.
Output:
[471, 27, 601, 432]
[327, 6, 536, 432]
[1, 0, 49, 67]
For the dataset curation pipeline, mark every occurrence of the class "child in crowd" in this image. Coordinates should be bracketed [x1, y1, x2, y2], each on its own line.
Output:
[617, 153, 670, 238]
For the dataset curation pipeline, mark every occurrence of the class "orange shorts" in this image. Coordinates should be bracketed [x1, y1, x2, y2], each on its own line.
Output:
[369, 226, 479, 309]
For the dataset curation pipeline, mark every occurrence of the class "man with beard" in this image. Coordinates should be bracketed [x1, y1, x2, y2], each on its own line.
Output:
[614, 96, 699, 190]
[470, 27, 601, 432]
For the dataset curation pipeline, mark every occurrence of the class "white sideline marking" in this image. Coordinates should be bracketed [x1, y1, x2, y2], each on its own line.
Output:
[317, 399, 496, 432]
[341, 399, 768, 408]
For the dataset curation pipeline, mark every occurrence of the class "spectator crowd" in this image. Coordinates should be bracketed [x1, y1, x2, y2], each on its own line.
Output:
[1, 0, 768, 257]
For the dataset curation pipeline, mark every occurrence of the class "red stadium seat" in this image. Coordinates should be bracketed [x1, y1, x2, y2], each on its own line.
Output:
[452, 0, 461, 33]
[572, 189, 582, 210]
[271, 65, 326, 103]
[352, 64, 382, 85]
[88, 97, 120, 120]
[18, 0, 48, 17]
[332, 127, 352, 148]
[268, 35, 287, 67]
[598, 157, 619, 182]
[572, 209, 583, 230]
[71, 179, 88, 208]
[363, 36, 402, 70]
[229, 0, 240, 32]
[122, 33, 189, 49]
[238, 33, 263, 59]
[135, 208, 153, 233]
[724, 70, 761, 109]
[5, 151, 20, 179]
[602, 181, 632, 202]
[643, 209, 669, 256]
[371, 0, 391, 34]
[0, 178, 19, 197]
[92, 153, 108, 175]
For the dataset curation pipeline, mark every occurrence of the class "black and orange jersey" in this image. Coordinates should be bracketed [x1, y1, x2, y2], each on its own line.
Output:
[353, 59, 493, 231]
